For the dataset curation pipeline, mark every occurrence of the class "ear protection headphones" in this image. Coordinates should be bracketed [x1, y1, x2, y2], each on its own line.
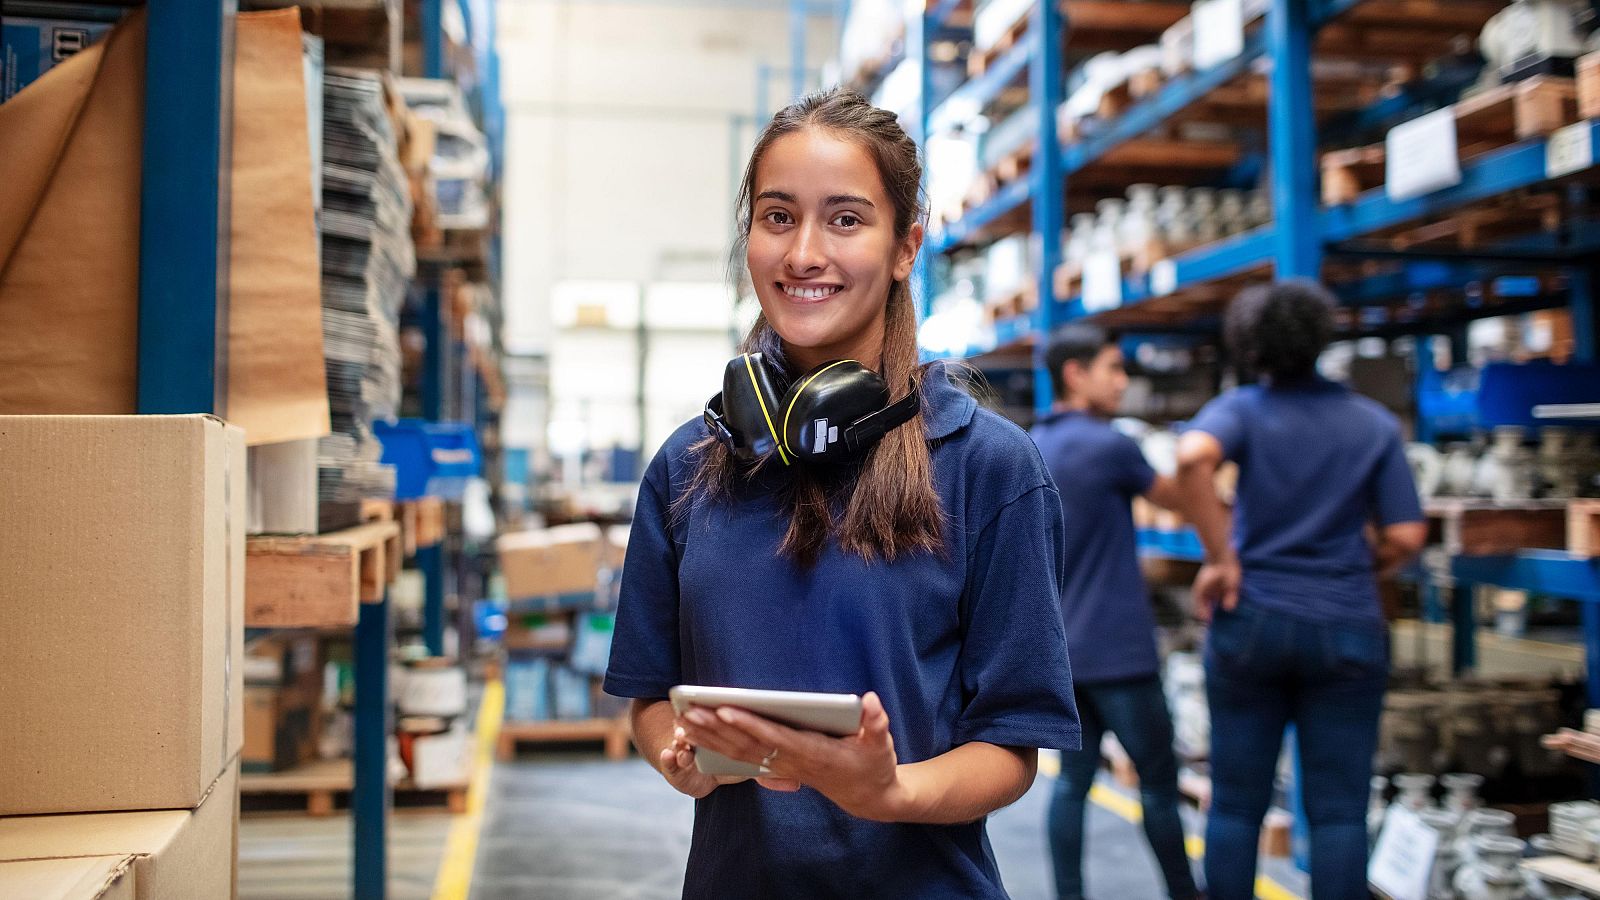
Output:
[703, 353, 920, 465]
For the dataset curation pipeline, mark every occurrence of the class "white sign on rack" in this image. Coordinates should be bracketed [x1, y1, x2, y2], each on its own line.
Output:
[1546, 122, 1595, 180]
[1386, 108, 1462, 202]
[1192, 0, 1245, 70]
[1368, 806, 1439, 900]
[1082, 252, 1124, 312]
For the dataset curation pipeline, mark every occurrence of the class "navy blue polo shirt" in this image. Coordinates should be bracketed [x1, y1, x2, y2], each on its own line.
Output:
[1030, 410, 1160, 684]
[1185, 378, 1424, 626]
[604, 364, 1080, 899]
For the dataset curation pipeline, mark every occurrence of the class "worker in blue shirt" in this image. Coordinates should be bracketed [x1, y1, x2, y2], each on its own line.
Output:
[1176, 280, 1426, 900]
[604, 87, 1081, 899]
[1031, 324, 1201, 900]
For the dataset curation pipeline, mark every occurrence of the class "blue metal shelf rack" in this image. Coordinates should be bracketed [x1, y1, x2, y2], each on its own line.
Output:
[902, 0, 1599, 416]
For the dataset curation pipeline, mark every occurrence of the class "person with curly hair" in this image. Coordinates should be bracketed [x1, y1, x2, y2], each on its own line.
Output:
[1175, 280, 1427, 899]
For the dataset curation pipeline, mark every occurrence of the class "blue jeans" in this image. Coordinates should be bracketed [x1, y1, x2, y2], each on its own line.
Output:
[1048, 675, 1199, 900]
[1204, 603, 1388, 900]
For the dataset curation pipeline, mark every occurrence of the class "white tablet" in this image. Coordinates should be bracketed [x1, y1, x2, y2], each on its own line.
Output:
[668, 685, 863, 777]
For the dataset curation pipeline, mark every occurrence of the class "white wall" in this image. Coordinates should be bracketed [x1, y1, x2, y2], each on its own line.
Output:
[497, 0, 835, 461]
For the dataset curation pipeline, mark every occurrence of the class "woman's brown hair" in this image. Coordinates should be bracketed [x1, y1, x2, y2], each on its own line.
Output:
[676, 87, 944, 567]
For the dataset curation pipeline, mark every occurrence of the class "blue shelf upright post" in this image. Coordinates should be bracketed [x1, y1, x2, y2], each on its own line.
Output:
[1031, 0, 1064, 417]
[419, 287, 447, 658]
[1268, 0, 1321, 282]
[353, 587, 393, 900]
[1267, 0, 1318, 873]
[422, 0, 445, 79]
[911, 0, 933, 320]
[137, 2, 236, 415]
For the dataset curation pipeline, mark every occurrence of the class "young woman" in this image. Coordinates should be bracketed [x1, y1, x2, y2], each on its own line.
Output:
[1176, 281, 1427, 900]
[603, 88, 1081, 897]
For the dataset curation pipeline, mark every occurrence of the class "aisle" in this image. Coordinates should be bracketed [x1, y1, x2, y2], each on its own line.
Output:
[238, 813, 453, 899]
[468, 751, 1196, 899]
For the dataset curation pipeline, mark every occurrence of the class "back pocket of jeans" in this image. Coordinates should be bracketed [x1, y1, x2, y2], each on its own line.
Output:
[1205, 606, 1260, 672]
[1324, 623, 1388, 679]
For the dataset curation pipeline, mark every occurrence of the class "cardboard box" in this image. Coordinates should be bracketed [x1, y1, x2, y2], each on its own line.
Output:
[409, 727, 470, 790]
[603, 524, 630, 572]
[502, 611, 574, 652]
[497, 523, 603, 599]
[242, 639, 322, 773]
[0, 856, 136, 900]
[0, 760, 238, 900]
[0, 416, 245, 815]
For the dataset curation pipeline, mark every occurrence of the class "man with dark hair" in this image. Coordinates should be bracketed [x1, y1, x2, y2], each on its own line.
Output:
[1032, 324, 1200, 900]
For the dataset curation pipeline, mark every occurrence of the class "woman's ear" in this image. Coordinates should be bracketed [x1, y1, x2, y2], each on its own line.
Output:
[893, 222, 924, 282]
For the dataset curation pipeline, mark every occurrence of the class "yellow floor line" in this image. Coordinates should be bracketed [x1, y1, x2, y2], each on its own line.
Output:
[1086, 780, 1303, 900]
[431, 678, 504, 900]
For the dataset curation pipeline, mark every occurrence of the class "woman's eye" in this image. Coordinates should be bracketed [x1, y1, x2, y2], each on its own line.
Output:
[764, 210, 793, 226]
[833, 214, 861, 228]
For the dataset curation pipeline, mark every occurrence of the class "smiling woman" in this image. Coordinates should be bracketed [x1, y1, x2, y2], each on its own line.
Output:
[602, 87, 1082, 899]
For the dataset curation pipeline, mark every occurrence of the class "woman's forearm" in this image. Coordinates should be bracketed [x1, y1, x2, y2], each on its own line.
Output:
[631, 698, 677, 773]
[887, 742, 1036, 825]
[1178, 461, 1233, 563]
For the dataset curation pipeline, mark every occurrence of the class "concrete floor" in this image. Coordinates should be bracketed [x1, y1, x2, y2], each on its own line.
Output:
[239, 812, 453, 899]
[468, 751, 1212, 900]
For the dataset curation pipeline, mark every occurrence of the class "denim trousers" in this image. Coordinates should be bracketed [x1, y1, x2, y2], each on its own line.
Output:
[1047, 674, 1199, 900]
[1204, 602, 1388, 900]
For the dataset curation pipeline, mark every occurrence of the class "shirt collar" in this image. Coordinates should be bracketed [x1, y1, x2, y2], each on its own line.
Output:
[920, 361, 978, 441]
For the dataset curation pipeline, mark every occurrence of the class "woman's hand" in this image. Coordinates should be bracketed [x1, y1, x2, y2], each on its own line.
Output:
[656, 725, 753, 799]
[1192, 556, 1241, 621]
[678, 691, 906, 821]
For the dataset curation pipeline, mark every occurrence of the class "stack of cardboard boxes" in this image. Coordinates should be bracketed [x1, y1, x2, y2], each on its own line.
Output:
[496, 523, 627, 724]
[0, 416, 245, 899]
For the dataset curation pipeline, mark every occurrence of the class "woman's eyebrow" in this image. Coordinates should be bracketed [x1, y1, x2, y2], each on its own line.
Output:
[755, 190, 876, 208]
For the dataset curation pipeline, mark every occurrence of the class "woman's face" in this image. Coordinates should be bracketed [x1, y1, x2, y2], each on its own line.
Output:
[745, 128, 922, 372]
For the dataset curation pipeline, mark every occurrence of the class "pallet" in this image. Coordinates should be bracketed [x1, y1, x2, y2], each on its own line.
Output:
[1580, 52, 1600, 122]
[983, 284, 1037, 324]
[1322, 76, 1580, 205]
[968, 10, 1029, 78]
[240, 758, 468, 817]
[1571, 500, 1600, 558]
[399, 496, 446, 555]
[246, 521, 402, 628]
[1424, 500, 1570, 557]
[498, 717, 632, 762]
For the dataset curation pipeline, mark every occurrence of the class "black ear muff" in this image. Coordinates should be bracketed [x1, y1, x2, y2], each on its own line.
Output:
[779, 360, 917, 464]
[704, 353, 790, 464]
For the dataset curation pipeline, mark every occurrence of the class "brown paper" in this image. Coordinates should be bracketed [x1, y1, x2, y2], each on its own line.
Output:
[0, 9, 331, 445]
[228, 8, 330, 444]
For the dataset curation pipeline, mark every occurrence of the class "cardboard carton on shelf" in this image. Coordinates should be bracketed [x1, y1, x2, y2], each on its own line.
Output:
[0, 416, 244, 815]
[497, 522, 604, 599]
[0, 759, 239, 900]
[0, 856, 135, 900]
[242, 636, 324, 773]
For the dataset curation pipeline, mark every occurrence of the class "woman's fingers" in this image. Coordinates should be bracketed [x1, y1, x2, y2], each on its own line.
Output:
[861, 692, 890, 737]
[681, 707, 767, 764]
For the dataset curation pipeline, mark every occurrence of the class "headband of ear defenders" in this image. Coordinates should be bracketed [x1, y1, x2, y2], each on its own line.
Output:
[702, 353, 920, 465]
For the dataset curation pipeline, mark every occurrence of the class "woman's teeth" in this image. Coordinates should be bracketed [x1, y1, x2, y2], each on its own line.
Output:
[781, 284, 843, 300]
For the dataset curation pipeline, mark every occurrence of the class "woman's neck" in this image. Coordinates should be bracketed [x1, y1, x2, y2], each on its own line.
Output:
[785, 341, 883, 374]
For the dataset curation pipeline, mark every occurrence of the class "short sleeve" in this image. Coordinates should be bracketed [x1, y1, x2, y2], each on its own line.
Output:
[1186, 391, 1248, 461]
[603, 454, 682, 699]
[954, 483, 1082, 751]
[1112, 433, 1157, 496]
[1370, 427, 1424, 526]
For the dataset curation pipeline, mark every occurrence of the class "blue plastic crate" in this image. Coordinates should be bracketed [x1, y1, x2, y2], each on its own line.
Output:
[373, 418, 481, 500]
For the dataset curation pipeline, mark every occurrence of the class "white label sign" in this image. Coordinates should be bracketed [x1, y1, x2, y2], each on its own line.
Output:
[1386, 108, 1462, 202]
[1368, 806, 1439, 900]
[1150, 259, 1179, 297]
[1082, 252, 1124, 312]
[1546, 122, 1595, 179]
[1192, 0, 1245, 70]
